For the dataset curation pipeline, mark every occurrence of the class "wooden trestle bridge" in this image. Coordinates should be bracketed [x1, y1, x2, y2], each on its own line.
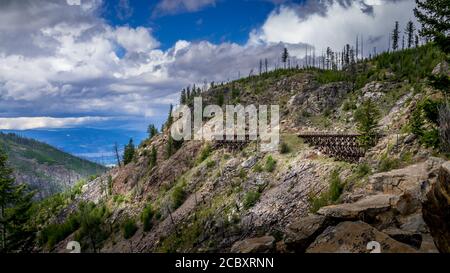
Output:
[211, 132, 366, 162]
[298, 132, 365, 162]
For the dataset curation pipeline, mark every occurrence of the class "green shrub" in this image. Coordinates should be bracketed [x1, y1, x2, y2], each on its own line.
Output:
[122, 218, 138, 239]
[196, 144, 212, 164]
[421, 129, 440, 148]
[342, 99, 357, 111]
[39, 213, 80, 249]
[280, 142, 291, 154]
[238, 168, 247, 179]
[113, 194, 126, 204]
[141, 204, 154, 232]
[243, 191, 261, 209]
[308, 194, 329, 214]
[206, 160, 215, 168]
[253, 164, 263, 173]
[378, 154, 401, 172]
[355, 163, 371, 178]
[265, 156, 277, 172]
[74, 202, 110, 251]
[328, 170, 344, 202]
[308, 170, 344, 213]
[316, 69, 349, 84]
[172, 181, 187, 209]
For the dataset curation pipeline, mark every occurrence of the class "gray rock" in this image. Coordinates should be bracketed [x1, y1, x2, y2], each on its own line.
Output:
[382, 227, 422, 249]
[230, 236, 275, 253]
[431, 61, 449, 76]
[422, 161, 450, 253]
[317, 194, 399, 221]
[241, 156, 258, 169]
[284, 215, 332, 253]
[306, 221, 417, 253]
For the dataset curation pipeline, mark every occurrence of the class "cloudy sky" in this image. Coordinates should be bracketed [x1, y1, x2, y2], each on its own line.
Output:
[0, 0, 418, 132]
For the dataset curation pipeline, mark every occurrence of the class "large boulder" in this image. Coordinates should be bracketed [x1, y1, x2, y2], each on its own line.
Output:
[306, 221, 417, 253]
[230, 236, 275, 253]
[317, 194, 399, 223]
[368, 157, 443, 197]
[422, 161, 450, 253]
[283, 215, 332, 253]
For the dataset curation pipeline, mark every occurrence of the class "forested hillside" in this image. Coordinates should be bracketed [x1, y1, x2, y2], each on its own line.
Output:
[0, 133, 106, 199]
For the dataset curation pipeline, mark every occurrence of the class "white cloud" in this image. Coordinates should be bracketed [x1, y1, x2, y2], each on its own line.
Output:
[115, 27, 160, 53]
[251, 0, 417, 56]
[0, 117, 109, 130]
[0, 0, 422, 131]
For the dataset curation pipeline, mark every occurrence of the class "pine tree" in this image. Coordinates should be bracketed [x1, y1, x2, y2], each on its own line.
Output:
[392, 21, 400, 50]
[186, 87, 191, 101]
[147, 124, 158, 139]
[282, 47, 289, 69]
[165, 104, 174, 130]
[410, 106, 425, 136]
[355, 99, 381, 149]
[180, 88, 186, 104]
[123, 138, 135, 165]
[405, 21, 416, 48]
[415, 35, 420, 47]
[259, 60, 263, 75]
[414, 0, 450, 53]
[149, 145, 157, 169]
[0, 148, 34, 252]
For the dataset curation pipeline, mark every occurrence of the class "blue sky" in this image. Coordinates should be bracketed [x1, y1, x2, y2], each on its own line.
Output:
[0, 0, 418, 161]
[103, 0, 280, 49]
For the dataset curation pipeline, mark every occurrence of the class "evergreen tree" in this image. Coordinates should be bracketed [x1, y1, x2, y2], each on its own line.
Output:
[415, 34, 420, 47]
[410, 106, 425, 136]
[0, 148, 34, 252]
[180, 88, 186, 104]
[414, 0, 450, 53]
[149, 145, 157, 169]
[186, 87, 191, 101]
[282, 47, 289, 69]
[392, 21, 400, 50]
[354, 99, 381, 149]
[405, 21, 416, 48]
[165, 104, 174, 130]
[123, 138, 135, 165]
[147, 124, 158, 139]
[166, 136, 173, 159]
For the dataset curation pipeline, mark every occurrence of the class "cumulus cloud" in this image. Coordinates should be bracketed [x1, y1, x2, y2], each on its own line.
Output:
[250, 0, 417, 56]
[0, 0, 421, 130]
[153, 0, 216, 16]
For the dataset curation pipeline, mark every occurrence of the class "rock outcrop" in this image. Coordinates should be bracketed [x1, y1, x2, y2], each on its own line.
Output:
[306, 221, 417, 253]
[230, 236, 275, 253]
[283, 158, 447, 253]
[422, 161, 450, 253]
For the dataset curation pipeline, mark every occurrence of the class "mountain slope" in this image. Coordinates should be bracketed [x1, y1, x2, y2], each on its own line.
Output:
[31, 44, 450, 253]
[0, 132, 107, 199]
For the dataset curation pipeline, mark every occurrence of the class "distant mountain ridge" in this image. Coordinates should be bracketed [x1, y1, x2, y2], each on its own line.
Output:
[2, 128, 148, 165]
[0, 132, 107, 199]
